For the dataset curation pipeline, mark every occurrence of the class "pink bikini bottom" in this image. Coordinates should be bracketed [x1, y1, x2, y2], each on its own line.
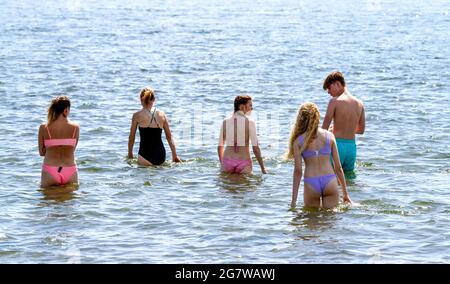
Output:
[222, 158, 251, 173]
[42, 164, 78, 185]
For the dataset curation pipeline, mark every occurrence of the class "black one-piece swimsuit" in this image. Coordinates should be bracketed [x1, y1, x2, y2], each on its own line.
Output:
[138, 108, 166, 165]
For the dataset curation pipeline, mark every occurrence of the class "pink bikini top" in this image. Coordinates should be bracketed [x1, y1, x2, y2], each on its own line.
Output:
[44, 126, 77, 148]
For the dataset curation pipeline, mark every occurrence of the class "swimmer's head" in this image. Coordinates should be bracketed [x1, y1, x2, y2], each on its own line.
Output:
[285, 102, 320, 159]
[140, 87, 155, 107]
[323, 71, 346, 96]
[48, 96, 71, 124]
[234, 95, 253, 114]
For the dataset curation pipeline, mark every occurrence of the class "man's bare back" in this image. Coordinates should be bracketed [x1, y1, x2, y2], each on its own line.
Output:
[321, 71, 365, 174]
[324, 91, 365, 140]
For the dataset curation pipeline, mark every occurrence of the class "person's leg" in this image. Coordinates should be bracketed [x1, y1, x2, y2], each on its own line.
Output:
[61, 166, 78, 185]
[321, 176, 340, 209]
[41, 165, 61, 187]
[239, 166, 252, 174]
[303, 182, 321, 208]
[138, 154, 154, 166]
[41, 171, 59, 188]
[221, 158, 236, 173]
[237, 160, 252, 174]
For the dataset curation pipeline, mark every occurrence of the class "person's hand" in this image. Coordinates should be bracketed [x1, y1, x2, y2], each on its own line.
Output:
[173, 156, 182, 163]
[290, 202, 296, 211]
[343, 194, 352, 204]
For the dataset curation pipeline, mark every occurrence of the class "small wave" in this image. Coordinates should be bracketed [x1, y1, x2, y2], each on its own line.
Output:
[79, 102, 98, 110]
[87, 127, 109, 134]
[170, 69, 192, 75]
[82, 167, 104, 173]
[0, 157, 21, 163]
[357, 161, 374, 168]
[378, 209, 413, 216]
[360, 199, 386, 206]
[192, 29, 222, 35]
[30, 26, 56, 33]
[0, 250, 18, 256]
[411, 200, 435, 206]
[142, 30, 161, 35]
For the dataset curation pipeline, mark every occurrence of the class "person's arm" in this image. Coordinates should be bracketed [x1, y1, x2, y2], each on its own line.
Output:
[322, 99, 336, 131]
[249, 120, 267, 174]
[128, 113, 138, 159]
[73, 123, 80, 149]
[218, 121, 225, 164]
[291, 139, 302, 209]
[162, 113, 181, 162]
[355, 103, 365, 134]
[252, 146, 267, 174]
[330, 134, 351, 203]
[38, 124, 46, 156]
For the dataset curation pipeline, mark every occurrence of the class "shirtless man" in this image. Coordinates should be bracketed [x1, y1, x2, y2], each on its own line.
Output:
[321, 71, 365, 174]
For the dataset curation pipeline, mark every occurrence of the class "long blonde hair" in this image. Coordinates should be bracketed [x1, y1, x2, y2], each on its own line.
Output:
[47, 96, 71, 124]
[285, 102, 320, 159]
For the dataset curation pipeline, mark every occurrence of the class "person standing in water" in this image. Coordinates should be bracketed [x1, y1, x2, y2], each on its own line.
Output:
[218, 95, 267, 174]
[128, 87, 181, 166]
[322, 71, 365, 175]
[38, 96, 79, 188]
[286, 102, 351, 209]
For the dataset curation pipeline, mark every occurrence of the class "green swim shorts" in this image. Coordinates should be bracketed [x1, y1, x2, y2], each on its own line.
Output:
[335, 138, 357, 173]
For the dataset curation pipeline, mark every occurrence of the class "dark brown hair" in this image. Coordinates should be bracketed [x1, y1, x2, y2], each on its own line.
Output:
[234, 95, 252, 112]
[47, 96, 71, 124]
[140, 87, 155, 105]
[323, 71, 346, 90]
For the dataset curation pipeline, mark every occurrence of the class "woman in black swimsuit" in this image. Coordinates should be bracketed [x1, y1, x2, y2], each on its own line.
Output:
[128, 87, 181, 166]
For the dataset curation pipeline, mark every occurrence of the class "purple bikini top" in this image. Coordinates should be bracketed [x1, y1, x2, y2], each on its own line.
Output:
[298, 133, 331, 159]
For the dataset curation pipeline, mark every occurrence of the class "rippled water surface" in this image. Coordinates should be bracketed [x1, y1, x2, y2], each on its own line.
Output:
[0, 0, 449, 263]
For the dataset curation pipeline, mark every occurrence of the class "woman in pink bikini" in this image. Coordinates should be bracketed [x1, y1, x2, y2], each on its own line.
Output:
[38, 96, 79, 188]
[218, 95, 267, 174]
[286, 102, 351, 209]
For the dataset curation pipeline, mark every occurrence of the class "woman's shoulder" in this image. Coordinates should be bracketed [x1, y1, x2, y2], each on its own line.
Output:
[154, 109, 166, 123]
[247, 116, 256, 125]
[155, 108, 165, 116]
[133, 108, 145, 115]
[132, 109, 145, 119]
[223, 115, 233, 122]
[38, 123, 47, 132]
[68, 121, 80, 129]
[321, 129, 335, 140]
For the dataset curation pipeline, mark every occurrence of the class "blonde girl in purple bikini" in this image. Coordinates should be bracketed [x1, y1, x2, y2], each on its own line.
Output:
[38, 96, 79, 188]
[286, 102, 351, 209]
[217, 95, 267, 174]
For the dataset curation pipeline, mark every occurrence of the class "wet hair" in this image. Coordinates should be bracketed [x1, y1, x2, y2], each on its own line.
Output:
[323, 71, 346, 90]
[140, 87, 155, 105]
[47, 96, 71, 124]
[285, 102, 320, 159]
[234, 95, 252, 112]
